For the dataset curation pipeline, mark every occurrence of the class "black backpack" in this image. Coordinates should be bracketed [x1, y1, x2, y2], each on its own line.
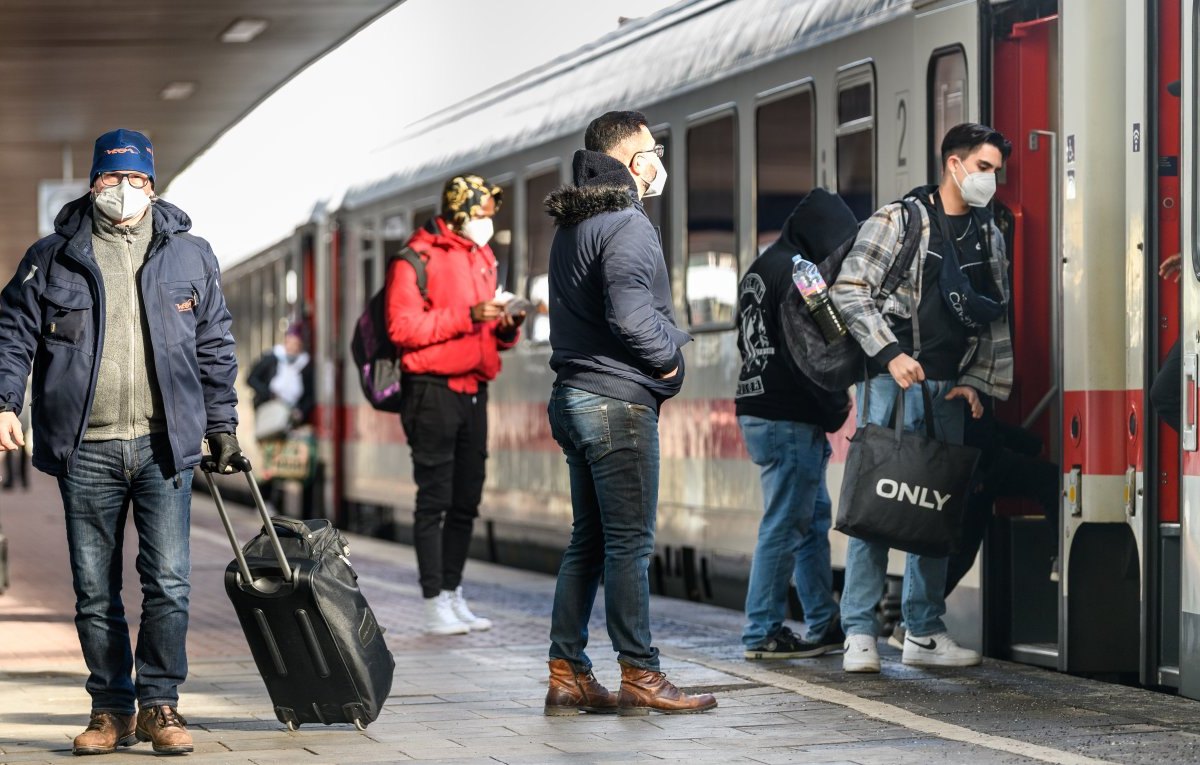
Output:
[780, 194, 923, 393]
[350, 247, 427, 413]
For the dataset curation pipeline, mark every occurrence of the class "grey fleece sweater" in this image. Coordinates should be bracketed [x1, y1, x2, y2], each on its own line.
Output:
[84, 210, 167, 441]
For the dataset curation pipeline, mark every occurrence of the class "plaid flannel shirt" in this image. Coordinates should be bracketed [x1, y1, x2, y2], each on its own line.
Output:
[829, 196, 1013, 400]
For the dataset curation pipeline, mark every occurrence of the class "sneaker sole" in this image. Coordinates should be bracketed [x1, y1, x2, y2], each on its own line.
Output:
[886, 636, 904, 650]
[617, 699, 718, 715]
[743, 646, 833, 660]
[843, 661, 881, 673]
[425, 626, 470, 635]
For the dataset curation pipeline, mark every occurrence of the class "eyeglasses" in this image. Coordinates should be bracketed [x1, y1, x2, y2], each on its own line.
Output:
[98, 172, 150, 189]
[637, 144, 665, 159]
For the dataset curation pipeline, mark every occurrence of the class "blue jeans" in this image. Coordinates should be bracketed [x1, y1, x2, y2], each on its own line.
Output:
[58, 435, 194, 714]
[739, 417, 838, 646]
[840, 376, 966, 639]
[547, 385, 661, 671]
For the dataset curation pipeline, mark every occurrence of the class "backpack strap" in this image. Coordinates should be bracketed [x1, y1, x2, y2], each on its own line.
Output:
[878, 199, 923, 301]
[392, 246, 429, 301]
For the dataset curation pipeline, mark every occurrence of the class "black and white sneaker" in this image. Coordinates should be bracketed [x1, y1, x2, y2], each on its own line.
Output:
[744, 626, 828, 660]
[813, 620, 846, 654]
[901, 631, 981, 667]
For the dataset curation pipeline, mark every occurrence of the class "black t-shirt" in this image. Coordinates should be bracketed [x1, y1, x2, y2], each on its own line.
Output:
[879, 203, 990, 380]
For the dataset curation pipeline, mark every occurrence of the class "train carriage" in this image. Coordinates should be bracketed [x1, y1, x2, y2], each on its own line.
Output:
[222, 0, 1198, 695]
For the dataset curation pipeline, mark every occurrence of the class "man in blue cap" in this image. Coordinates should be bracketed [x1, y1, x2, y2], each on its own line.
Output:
[0, 129, 244, 755]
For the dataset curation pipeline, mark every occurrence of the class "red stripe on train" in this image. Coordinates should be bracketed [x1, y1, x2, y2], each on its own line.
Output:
[1061, 390, 1141, 476]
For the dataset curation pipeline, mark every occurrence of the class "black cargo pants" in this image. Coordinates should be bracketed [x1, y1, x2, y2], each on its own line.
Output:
[399, 376, 488, 599]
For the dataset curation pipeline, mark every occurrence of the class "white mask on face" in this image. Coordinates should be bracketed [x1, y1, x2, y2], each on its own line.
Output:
[93, 179, 151, 223]
[639, 153, 668, 198]
[951, 158, 997, 208]
[460, 216, 494, 246]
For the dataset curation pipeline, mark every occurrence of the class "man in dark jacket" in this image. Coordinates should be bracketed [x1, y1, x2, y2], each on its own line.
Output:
[542, 110, 715, 716]
[737, 191, 853, 660]
[0, 129, 243, 756]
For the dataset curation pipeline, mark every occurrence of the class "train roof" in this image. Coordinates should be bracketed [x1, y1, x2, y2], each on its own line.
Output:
[342, 0, 912, 210]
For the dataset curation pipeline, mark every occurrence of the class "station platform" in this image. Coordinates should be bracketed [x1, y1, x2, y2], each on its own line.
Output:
[4, 473, 1200, 764]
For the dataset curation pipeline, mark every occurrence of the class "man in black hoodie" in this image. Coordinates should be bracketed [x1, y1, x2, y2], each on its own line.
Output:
[541, 111, 715, 716]
[736, 191, 854, 660]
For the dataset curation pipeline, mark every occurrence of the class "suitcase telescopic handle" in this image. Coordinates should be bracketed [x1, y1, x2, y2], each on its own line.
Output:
[200, 456, 294, 588]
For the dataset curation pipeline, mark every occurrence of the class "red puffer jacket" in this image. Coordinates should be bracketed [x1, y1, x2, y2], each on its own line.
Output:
[385, 218, 518, 394]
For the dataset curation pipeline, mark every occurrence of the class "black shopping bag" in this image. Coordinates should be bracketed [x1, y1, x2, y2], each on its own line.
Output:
[835, 383, 980, 557]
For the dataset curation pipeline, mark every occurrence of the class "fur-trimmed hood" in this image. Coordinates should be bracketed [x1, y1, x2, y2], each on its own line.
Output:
[545, 149, 639, 227]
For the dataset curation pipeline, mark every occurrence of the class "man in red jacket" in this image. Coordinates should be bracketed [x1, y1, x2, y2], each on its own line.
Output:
[386, 174, 524, 635]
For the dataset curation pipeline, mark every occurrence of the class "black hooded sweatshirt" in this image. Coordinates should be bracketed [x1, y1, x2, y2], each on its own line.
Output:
[544, 150, 691, 409]
[735, 190, 852, 432]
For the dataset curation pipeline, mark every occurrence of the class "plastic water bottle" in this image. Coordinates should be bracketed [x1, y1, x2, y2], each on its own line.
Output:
[791, 255, 848, 345]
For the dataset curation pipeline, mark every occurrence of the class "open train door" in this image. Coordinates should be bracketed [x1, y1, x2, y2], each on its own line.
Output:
[988, 3, 1060, 667]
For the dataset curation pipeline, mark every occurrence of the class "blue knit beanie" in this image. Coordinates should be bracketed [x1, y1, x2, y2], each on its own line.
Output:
[90, 129, 155, 184]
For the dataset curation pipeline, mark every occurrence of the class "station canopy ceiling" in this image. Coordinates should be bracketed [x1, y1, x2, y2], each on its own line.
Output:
[0, 0, 403, 277]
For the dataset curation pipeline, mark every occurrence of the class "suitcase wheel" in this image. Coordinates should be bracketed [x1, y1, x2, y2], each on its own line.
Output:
[286, 720, 299, 732]
[353, 717, 366, 731]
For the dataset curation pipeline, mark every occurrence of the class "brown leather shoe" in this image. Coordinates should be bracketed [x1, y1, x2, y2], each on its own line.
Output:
[73, 712, 137, 755]
[617, 664, 717, 715]
[544, 659, 619, 715]
[135, 705, 193, 754]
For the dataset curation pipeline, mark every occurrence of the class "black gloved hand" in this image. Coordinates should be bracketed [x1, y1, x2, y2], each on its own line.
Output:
[206, 432, 247, 474]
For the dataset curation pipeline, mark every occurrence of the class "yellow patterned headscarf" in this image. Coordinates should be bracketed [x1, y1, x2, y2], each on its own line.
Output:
[441, 174, 503, 229]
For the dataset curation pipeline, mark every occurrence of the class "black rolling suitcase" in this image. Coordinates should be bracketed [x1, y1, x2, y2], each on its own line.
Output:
[201, 459, 394, 730]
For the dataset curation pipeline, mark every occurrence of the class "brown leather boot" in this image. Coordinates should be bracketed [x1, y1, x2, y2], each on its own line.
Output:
[544, 658, 619, 715]
[617, 664, 718, 715]
[72, 712, 137, 755]
[135, 705, 193, 754]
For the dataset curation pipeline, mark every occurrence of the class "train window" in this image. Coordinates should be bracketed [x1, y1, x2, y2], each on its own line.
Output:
[642, 131, 672, 275]
[836, 70, 876, 221]
[756, 88, 815, 251]
[928, 47, 968, 182]
[686, 112, 739, 331]
[490, 182, 516, 293]
[524, 167, 560, 343]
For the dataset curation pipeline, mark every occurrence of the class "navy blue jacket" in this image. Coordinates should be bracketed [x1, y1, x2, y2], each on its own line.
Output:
[545, 150, 691, 409]
[0, 196, 238, 476]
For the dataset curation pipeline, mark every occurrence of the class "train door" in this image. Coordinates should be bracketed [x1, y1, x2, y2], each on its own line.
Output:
[989, 5, 1060, 668]
[1145, 0, 1183, 692]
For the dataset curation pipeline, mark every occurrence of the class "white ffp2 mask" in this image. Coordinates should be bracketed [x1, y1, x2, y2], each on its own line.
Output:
[641, 154, 667, 198]
[460, 217, 494, 246]
[93, 180, 151, 223]
[952, 159, 996, 208]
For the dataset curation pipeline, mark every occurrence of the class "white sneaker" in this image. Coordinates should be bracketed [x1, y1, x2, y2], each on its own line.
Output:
[901, 632, 981, 667]
[886, 623, 906, 651]
[842, 634, 881, 673]
[446, 587, 492, 631]
[424, 592, 470, 635]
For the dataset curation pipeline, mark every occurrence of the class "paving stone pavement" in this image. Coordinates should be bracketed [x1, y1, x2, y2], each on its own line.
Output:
[5, 474, 1200, 763]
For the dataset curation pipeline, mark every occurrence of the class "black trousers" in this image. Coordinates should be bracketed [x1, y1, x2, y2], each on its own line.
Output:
[946, 412, 1060, 597]
[399, 378, 488, 599]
